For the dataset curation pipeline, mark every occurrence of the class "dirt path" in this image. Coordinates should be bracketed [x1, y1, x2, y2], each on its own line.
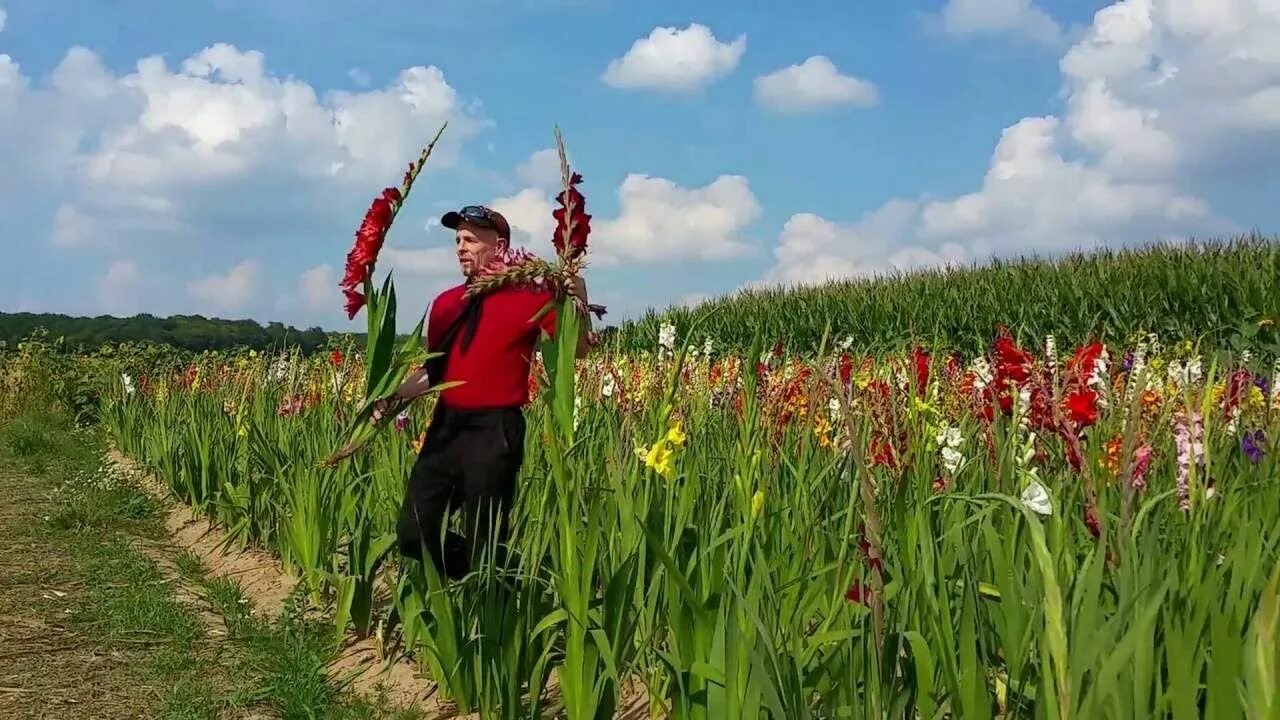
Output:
[0, 437, 656, 719]
[0, 467, 166, 718]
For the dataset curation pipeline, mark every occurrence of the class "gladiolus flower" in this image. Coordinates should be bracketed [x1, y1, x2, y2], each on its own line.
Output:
[844, 582, 872, 605]
[1063, 388, 1099, 428]
[551, 172, 591, 261]
[910, 346, 930, 398]
[340, 187, 402, 319]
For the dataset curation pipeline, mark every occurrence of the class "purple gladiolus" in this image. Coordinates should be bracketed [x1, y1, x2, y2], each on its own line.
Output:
[1241, 429, 1266, 464]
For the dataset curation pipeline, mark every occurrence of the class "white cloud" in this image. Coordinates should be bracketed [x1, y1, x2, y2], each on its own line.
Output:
[97, 260, 140, 315]
[380, 246, 458, 275]
[602, 23, 746, 93]
[594, 174, 761, 263]
[347, 67, 371, 87]
[188, 259, 259, 313]
[515, 148, 567, 191]
[757, 0, 1278, 288]
[490, 187, 557, 256]
[298, 264, 335, 311]
[753, 56, 879, 114]
[0, 8, 7, 34]
[0, 43, 486, 256]
[1058, 0, 1280, 177]
[939, 0, 1064, 45]
[472, 150, 763, 267]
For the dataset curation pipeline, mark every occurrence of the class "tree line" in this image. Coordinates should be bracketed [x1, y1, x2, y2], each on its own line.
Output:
[0, 312, 347, 355]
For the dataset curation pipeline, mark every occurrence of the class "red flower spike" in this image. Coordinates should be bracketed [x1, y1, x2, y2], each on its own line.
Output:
[339, 186, 402, 316]
[552, 172, 591, 261]
[343, 288, 366, 320]
[1064, 388, 1099, 428]
[844, 582, 872, 605]
[910, 346, 930, 397]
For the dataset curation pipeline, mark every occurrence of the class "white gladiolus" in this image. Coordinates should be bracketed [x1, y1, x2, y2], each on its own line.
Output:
[936, 425, 965, 473]
[658, 321, 676, 359]
[941, 447, 965, 473]
[1021, 480, 1053, 516]
[969, 357, 993, 390]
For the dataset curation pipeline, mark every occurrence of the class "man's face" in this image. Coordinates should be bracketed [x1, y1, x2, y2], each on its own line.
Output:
[455, 221, 503, 277]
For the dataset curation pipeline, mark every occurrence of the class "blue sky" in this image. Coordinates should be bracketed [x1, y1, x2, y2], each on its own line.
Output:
[2, 0, 1278, 333]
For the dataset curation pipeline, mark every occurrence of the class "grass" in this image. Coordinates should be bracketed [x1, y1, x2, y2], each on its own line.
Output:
[0, 403, 423, 720]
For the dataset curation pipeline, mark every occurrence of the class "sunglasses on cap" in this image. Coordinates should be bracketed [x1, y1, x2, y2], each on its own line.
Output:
[441, 205, 510, 239]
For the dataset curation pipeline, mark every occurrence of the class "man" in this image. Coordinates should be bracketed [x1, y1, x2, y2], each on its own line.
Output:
[370, 204, 591, 580]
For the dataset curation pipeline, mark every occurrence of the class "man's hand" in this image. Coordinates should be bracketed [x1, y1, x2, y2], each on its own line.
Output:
[369, 395, 403, 424]
[566, 274, 588, 307]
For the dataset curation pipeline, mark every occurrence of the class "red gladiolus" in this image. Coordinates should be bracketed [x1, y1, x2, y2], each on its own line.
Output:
[552, 172, 591, 260]
[910, 346, 930, 397]
[844, 582, 872, 605]
[1064, 388, 1099, 428]
[329, 349, 344, 368]
[340, 187, 402, 319]
[992, 329, 1035, 384]
[1066, 342, 1104, 383]
[343, 288, 366, 319]
[838, 353, 853, 387]
[1222, 369, 1253, 417]
[1084, 504, 1101, 538]
[869, 435, 898, 469]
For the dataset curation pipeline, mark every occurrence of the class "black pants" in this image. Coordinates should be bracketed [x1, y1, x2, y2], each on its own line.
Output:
[395, 403, 526, 580]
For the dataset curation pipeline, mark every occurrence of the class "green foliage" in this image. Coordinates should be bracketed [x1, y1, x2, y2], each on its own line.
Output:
[0, 310, 352, 356]
[614, 234, 1280, 357]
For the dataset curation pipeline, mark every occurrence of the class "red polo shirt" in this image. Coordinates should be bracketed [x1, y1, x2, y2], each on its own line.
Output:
[424, 283, 558, 409]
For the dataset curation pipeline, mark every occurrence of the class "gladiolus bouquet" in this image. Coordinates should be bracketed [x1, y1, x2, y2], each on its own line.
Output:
[322, 124, 457, 467]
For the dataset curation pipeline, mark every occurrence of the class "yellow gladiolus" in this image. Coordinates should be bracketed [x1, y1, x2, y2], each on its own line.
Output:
[665, 420, 686, 447]
[644, 439, 676, 480]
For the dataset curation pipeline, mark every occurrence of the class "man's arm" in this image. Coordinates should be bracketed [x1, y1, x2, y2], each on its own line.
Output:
[574, 305, 593, 358]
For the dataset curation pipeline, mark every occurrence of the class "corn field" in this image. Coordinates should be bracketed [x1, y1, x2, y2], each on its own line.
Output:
[613, 235, 1280, 358]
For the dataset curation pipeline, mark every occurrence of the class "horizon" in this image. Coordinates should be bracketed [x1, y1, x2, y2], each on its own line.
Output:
[3, 0, 1280, 332]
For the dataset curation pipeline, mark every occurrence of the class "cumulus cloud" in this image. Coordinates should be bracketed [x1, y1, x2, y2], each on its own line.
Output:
[188, 260, 259, 313]
[759, 0, 1280, 287]
[753, 56, 879, 114]
[593, 174, 761, 263]
[0, 8, 7, 33]
[0, 41, 490, 320]
[470, 149, 763, 267]
[939, 0, 1064, 45]
[602, 23, 746, 93]
[490, 187, 557, 256]
[515, 147, 567, 191]
[0, 43, 485, 256]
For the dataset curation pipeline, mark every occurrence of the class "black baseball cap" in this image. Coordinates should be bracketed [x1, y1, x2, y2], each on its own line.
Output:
[440, 205, 511, 240]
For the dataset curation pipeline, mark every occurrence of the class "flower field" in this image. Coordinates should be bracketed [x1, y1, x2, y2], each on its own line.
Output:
[6, 302, 1277, 718]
